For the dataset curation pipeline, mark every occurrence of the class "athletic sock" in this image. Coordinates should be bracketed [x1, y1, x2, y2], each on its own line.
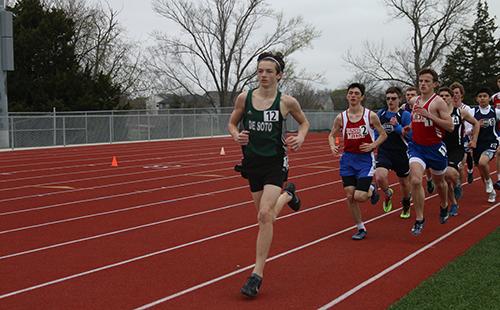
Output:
[384, 188, 392, 197]
[356, 223, 366, 231]
[466, 153, 473, 169]
[369, 184, 375, 193]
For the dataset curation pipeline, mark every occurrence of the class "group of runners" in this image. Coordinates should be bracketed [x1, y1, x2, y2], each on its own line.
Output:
[227, 51, 500, 298]
[328, 73, 500, 240]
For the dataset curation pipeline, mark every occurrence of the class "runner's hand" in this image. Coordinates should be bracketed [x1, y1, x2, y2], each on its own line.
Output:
[359, 142, 375, 152]
[330, 144, 340, 155]
[286, 135, 304, 151]
[235, 130, 249, 145]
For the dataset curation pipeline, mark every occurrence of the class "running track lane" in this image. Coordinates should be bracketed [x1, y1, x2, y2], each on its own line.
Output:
[1, 133, 498, 308]
[0, 172, 344, 293]
[0, 140, 329, 207]
[135, 181, 500, 309]
[0, 174, 497, 308]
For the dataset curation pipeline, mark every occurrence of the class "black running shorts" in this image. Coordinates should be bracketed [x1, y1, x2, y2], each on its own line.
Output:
[375, 149, 410, 177]
[341, 176, 372, 192]
[447, 146, 465, 171]
[243, 155, 288, 192]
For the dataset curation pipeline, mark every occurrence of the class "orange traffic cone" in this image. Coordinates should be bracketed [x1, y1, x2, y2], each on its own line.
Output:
[220, 147, 226, 155]
[111, 156, 118, 167]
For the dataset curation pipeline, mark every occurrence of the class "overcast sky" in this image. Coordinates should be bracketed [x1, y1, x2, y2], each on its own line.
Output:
[91, 0, 499, 89]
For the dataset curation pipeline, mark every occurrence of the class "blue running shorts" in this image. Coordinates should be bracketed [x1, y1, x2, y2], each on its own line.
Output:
[408, 141, 448, 173]
[340, 152, 375, 178]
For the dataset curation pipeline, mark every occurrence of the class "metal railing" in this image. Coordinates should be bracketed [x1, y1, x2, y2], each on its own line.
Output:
[4, 110, 336, 149]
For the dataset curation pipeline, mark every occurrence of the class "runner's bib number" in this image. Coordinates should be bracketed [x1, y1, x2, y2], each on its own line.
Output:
[264, 110, 279, 122]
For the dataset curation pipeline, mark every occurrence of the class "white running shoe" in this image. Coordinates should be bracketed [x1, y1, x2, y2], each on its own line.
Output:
[485, 179, 494, 193]
[488, 191, 496, 203]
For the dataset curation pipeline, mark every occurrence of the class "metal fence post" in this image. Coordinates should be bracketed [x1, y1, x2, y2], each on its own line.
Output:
[181, 114, 184, 139]
[109, 114, 113, 143]
[167, 113, 170, 139]
[85, 112, 88, 144]
[62, 116, 66, 146]
[53, 107, 56, 146]
[137, 113, 140, 141]
[10, 115, 13, 149]
[194, 114, 197, 136]
[147, 113, 151, 141]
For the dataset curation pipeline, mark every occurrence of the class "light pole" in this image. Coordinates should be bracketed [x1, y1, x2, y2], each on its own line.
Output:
[0, 0, 14, 148]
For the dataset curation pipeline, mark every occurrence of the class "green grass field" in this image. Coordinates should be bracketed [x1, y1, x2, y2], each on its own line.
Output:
[390, 228, 500, 309]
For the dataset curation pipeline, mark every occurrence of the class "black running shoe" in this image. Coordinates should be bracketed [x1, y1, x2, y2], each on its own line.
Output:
[370, 185, 380, 205]
[467, 172, 473, 184]
[426, 179, 435, 194]
[439, 206, 449, 224]
[453, 184, 462, 200]
[411, 219, 425, 236]
[352, 229, 367, 240]
[234, 163, 248, 179]
[241, 273, 262, 298]
[494, 180, 500, 191]
[284, 183, 301, 211]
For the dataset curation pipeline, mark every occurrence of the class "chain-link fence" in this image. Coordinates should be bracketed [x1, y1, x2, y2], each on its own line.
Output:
[4, 110, 336, 149]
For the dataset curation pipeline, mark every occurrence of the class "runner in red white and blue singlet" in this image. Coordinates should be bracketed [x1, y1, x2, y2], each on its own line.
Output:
[342, 108, 375, 153]
[411, 94, 444, 146]
[407, 93, 448, 173]
[339, 107, 376, 180]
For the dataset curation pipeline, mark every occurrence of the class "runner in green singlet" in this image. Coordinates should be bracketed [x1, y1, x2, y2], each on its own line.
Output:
[228, 51, 310, 298]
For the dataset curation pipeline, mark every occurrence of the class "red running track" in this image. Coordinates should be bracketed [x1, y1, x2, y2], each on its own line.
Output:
[0, 132, 498, 309]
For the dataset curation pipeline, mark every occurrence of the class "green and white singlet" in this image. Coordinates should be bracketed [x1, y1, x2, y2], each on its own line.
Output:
[242, 89, 287, 158]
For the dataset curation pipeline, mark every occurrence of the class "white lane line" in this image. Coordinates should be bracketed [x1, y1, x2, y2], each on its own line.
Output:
[0, 195, 349, 300]
[0, 140, 329, 189]
[4, 180, 484, 302]
[0, 135, 248, 169]
[0, 180, 341, 259]
[34, 185, 75, 190]
[0, 168, 338, 234]
[0, 180, 405, 301]
[0, 184, 247, 234]
[318, 202, 499, 309]
[0, 136, 328, 169]
[0, 161, 337, 220]
[0, 153, 335, 211]
[136, 201, 499, 309]
[133, 176, 486, 307]
[132, 190, 419, 309]
[0, 139, 330, 185]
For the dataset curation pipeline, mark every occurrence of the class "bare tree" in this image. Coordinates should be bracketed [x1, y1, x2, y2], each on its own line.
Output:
[147, 0, 320, 108]
[46, 0, 145, 96]
[345, 0, 475, 86]
[287, 82, 332, 111]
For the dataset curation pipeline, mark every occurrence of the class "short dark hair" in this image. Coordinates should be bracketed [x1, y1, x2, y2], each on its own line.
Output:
[418, 68, 439, 82]
[450, 82, 465, 95]
[475, 87, 492, 97]
[438, 87, 453, 97]
[257, 51, 285, 73]
[386, 86, 402, 97]
[405, 86, 418, 93]
[347, 83, 365, 96]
